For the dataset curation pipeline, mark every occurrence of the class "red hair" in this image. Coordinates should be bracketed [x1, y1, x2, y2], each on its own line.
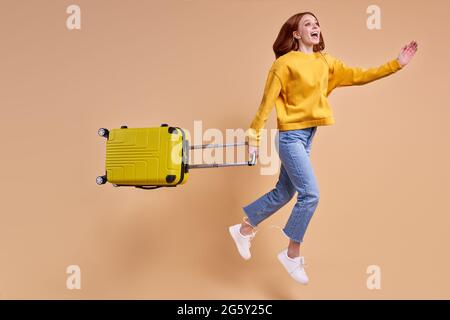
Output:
[273, 12, 326, 59]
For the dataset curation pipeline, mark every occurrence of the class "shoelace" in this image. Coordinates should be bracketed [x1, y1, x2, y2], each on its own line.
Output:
[247, 232, 256, 247]
[241, 217, 257, 246]
[244, 220, 290, 245]
[242, 218, 308, 266]
[297, 256, 307, 268]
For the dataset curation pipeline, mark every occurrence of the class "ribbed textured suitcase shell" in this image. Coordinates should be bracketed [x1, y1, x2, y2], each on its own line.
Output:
[105, 126, 189, 186]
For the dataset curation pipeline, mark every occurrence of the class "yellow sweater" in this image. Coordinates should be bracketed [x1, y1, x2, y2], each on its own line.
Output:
[246, 50, 403, 146]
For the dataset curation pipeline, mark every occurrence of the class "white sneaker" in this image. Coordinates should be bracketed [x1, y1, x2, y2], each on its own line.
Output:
[228, 224, 256, 260]
[277, 249, 309, 285]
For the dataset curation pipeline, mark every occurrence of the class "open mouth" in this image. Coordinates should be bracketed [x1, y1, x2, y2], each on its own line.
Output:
[310, 31, 320, 39]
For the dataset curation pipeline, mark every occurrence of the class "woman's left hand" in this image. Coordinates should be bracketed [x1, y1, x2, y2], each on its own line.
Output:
[397, 40, 418, 67]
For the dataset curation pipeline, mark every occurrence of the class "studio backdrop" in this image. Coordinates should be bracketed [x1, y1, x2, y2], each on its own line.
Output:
[1, 0, 449, 299]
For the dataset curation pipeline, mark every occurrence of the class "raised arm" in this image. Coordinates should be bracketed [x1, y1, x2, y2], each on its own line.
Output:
[327, 40, 418, 94]
[328, 57, 401, 89]
[246, 68, 282, 147]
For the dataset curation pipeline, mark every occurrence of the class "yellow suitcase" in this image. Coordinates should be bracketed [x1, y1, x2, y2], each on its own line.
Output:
[96, 123, 256, 190]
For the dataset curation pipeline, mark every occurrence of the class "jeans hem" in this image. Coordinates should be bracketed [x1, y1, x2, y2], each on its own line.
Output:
[282, 227, 303, 244]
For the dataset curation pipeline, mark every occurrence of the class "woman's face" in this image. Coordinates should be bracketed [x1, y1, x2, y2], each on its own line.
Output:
[295, 14, 321, 46]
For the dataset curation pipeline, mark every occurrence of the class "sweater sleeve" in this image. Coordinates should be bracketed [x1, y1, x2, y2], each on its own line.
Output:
[246, 69, 282, 147]
[327, 55, 403, 94]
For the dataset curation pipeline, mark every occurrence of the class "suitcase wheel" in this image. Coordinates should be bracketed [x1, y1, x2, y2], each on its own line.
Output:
[166, 175, 176, 183]
[98, 128, 109, 138]
[168, 127, 177, 134]
[96, 175, 107, 185]
[121, 125, 128, 129]
[160, 123, 169, 127]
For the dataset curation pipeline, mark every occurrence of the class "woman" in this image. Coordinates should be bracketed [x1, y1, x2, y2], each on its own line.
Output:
[229, 11, 418, 284]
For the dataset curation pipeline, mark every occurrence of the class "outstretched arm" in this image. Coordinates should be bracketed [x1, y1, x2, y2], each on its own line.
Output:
[327, 40, 418, 93]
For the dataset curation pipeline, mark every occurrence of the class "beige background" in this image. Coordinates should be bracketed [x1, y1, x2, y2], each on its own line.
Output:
[1, 0, 449, 299]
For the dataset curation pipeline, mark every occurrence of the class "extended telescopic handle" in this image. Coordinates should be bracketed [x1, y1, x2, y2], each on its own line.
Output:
[189, 142, 247, 150]
[187, 141, 257, 169]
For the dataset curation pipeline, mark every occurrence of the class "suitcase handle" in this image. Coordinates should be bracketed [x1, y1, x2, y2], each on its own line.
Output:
[189, 142, 248, 150]
[187, 141, 257, 169]
[115, 185, 177, 189]
[135, 185, 163, 190]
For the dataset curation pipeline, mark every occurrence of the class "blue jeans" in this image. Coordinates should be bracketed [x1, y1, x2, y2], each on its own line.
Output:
[243, 127, 319, 243]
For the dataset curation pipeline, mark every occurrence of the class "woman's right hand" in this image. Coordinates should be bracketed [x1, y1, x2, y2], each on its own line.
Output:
[249, 145, 259, 159]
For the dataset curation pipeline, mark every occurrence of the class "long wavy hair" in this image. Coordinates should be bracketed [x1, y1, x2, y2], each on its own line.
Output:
[273, 12, 325, 59]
